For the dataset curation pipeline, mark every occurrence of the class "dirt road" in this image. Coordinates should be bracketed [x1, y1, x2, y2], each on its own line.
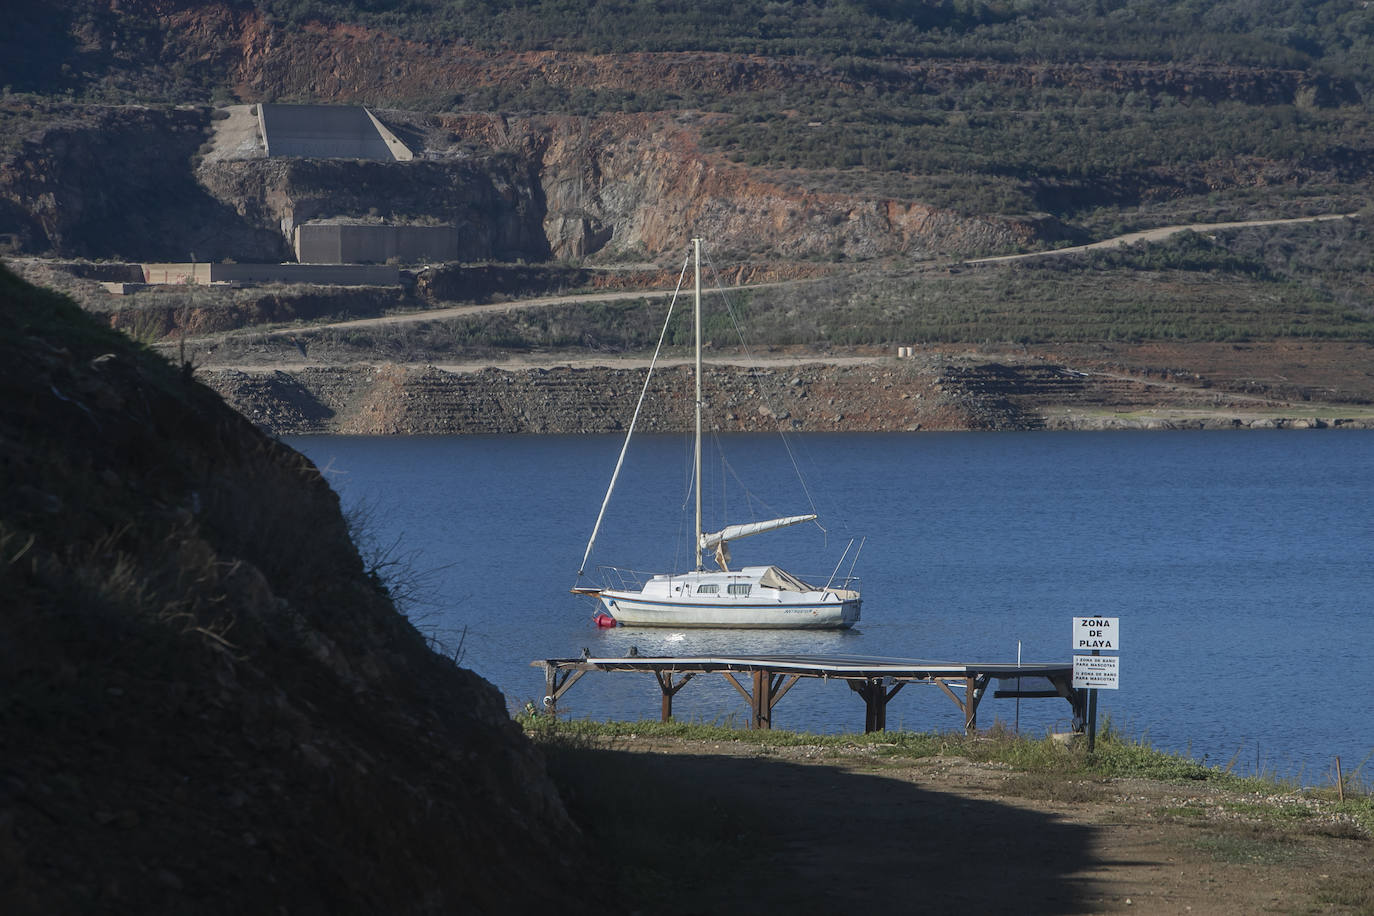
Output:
[964, 213, 1359, 266]
[174, 212, 1361, 354]
[566, 736, 1372, 915]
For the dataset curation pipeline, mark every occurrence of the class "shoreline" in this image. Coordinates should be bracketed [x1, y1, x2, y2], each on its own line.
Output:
[197, 360, 1374, 437]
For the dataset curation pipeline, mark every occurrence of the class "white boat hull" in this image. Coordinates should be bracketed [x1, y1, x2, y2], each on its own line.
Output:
[596, 591, 860, 630]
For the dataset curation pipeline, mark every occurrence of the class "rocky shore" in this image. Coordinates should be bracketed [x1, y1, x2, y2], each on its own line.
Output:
[199, 359, 1374, 437]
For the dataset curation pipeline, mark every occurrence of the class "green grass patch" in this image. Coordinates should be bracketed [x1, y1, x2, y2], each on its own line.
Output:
[522, 715, 1373, 824]
[1316, 870, 1374, 912]
[519, 714, 1322, 792]
[1191, 831, 1299, 866]
[1221, 800, 1319, 823]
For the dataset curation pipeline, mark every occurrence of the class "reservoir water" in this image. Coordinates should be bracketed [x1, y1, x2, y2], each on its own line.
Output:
[288, 431, 1374, 785]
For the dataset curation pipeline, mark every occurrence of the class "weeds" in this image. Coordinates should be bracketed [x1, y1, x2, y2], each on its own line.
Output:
[344, 499, 437, 608]
[1191, 831, 1300, 866]
[1316, 870, 1374, 911]
[341, 498, 464, 662]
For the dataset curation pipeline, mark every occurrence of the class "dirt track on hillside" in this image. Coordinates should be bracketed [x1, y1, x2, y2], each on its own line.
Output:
[963, 213, 1361, 265]
[172, 212, 1362, 344]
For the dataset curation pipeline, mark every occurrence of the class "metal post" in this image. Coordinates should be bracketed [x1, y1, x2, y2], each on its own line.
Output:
[1087, 648, 1100, 752]
[543, 663, 557, 719]
[964, 675, 978, 734]
[692, 237, 703, 571]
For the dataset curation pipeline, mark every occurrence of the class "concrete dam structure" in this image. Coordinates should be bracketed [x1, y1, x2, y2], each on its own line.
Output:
[294, 221, 459, 265]
[256, 104, 413, 161]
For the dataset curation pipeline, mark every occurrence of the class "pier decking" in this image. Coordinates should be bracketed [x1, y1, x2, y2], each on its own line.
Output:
[532, 653, 1086, 734]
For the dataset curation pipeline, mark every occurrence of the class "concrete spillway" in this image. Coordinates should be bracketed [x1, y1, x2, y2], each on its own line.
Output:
[257, 104, 412, 161]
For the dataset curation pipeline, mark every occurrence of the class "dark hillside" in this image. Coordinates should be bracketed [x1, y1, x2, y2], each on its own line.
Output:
[0, 265, 602, 913]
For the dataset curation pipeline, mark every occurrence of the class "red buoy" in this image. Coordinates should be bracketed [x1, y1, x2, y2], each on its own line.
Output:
[593, 612, 618, 628]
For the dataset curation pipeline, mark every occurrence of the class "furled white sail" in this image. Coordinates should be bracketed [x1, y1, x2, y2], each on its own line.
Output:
[698, 514, 817, 551]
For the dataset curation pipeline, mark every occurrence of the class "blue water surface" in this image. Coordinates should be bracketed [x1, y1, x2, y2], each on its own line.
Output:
[289, 430, 1374, 784]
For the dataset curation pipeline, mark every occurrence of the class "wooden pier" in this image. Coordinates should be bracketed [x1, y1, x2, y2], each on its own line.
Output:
[532, 653, 1086, 735]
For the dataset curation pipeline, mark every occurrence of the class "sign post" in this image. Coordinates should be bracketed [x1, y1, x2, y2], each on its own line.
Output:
[1072, 617, 1120, 751]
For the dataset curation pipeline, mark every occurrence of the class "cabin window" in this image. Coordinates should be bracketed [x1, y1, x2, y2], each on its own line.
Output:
[696, 584, 719, 594]
[727, 583, 752, 596]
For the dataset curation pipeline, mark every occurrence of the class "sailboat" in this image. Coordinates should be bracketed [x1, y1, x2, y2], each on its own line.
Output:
[572, 239, 862, 629]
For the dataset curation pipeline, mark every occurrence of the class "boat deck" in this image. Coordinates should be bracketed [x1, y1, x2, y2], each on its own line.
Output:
[532, 653, 1085, 734]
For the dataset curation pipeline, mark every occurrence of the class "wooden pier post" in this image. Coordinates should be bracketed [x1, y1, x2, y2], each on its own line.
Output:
[752, 670, 771, 729]
[540, 663, 586, 720]
[849, 678, 906, 733]
[867, 679, 885, 732]
[653, 670, 696, 722]
[723, 670, 802, 730]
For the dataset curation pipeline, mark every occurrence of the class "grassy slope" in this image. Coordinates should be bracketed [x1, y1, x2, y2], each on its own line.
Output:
[0, 264, 602, 912]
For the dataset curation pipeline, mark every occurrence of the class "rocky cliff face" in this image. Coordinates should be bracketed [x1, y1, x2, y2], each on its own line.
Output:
[196, 151, 551, 262]
[0, 265, 603, 912]
[1, 99, 1041, 263]
[0, 104, 286, 261]
[524, 112, 1038, 262]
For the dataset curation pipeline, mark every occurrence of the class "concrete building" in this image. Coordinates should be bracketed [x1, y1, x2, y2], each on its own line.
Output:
[256, 104, 413, 161]
[294, 221, 459, 264]
[140, 262, 401, 286]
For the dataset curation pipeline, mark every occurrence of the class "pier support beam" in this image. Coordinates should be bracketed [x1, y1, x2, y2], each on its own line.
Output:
[653, 670, 697, 721]
[933, 675, 990, 735]
[541, 667, 586, 719]
[848, 678, 907, 732]
[753, 670, 771, 729]
[722, 670, 802, 729]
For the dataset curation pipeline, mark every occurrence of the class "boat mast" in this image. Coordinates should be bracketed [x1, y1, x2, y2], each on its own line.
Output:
[693, 237, 703, 570]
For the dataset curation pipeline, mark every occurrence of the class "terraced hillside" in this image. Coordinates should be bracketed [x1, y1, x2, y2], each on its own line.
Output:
[2, 1, 1372, 433]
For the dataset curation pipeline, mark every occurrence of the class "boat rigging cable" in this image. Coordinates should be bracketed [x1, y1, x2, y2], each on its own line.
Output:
[575, 249, 694, 580]
[698, 247, 826, 538]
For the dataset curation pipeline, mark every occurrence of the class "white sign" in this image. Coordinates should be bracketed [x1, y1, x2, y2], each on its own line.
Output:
[1073, 616, 1120, 651]
[1073, 654, 1120, 689]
